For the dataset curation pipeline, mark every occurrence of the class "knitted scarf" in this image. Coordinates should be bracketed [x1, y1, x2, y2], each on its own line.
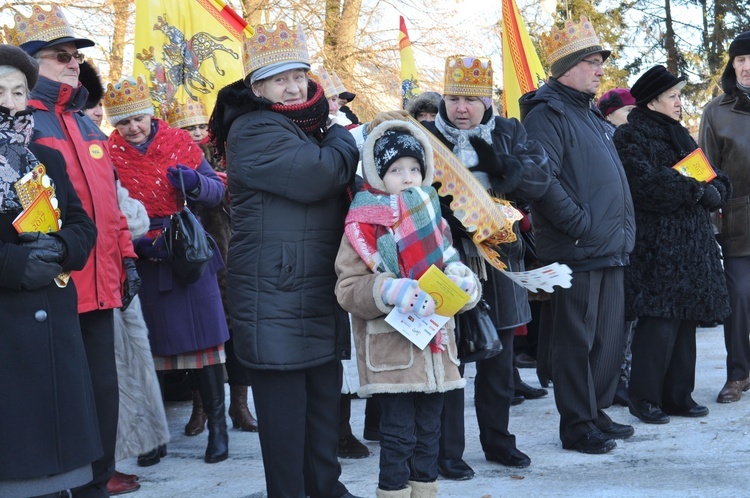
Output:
[109, 118, 203, 218]
[639, 107, 696, 159]
[269, 80, 329, 142]
[0, 108, 40, 213]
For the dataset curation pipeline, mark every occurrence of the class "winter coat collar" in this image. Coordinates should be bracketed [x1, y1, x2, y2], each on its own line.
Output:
[28, 76, 88, 114]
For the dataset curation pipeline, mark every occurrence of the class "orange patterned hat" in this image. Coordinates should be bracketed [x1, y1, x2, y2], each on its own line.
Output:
[102, 76, 154, 126]
[443, 55, 493, 98]
[165, 99, 210, 129]
[541, 16, 610, 78]
[4, 5, 94, 55]
[242, 21, 310, 84]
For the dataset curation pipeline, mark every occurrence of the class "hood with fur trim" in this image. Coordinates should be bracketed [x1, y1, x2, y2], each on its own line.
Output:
[363, 120, 434, 192]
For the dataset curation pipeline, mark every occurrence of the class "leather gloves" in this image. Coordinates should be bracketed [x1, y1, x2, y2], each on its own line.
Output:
[121, 258, 141, 311]
[20, 259, 63, 290]
[381, 278, 436, 316]
[469, 137, 524, 193]
[167, 164, 200, 192]
[366, 110, 410, 133]
[135, 236, 168, 261]
[18, 232, 67, 264]
[699, 183, 722, 211]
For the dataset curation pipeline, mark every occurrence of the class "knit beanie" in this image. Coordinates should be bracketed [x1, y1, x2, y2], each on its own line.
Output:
[597, 88, 635, 117]
[374, 129, 426, 179]
[0, 44, 39, 90]
[721, 31, 750, 93]
[630, 65, 686, 107]
[550, 46, 611, 79]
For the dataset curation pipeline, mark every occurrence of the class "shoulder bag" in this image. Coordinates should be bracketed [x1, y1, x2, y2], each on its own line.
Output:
[456, 298, 503, 363]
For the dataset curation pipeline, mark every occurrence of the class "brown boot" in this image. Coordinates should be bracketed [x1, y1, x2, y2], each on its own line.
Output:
[184, 389, 208, 436]
[228, 385, 258, 432]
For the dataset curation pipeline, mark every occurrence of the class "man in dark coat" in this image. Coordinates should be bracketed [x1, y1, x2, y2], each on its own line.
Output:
[520, 16, 636, 454]
[700, 30, 750, 404]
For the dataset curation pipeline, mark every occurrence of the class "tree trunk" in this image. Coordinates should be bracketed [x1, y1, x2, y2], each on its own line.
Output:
[240, 0, 265, 27]
[109, 0, 130, 82]
[664, 0, 679, 74]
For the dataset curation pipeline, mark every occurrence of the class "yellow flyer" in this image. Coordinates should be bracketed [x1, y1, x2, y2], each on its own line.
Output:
[417, 264, 471, 317]
[12, 191, 59, 234]
[672, 149, 717, 182]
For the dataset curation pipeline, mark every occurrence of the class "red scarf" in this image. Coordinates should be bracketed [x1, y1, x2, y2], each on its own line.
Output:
[109, 119, 203, 218]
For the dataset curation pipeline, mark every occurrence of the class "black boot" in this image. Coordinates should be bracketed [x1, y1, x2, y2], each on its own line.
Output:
[197, 364, 229, 463]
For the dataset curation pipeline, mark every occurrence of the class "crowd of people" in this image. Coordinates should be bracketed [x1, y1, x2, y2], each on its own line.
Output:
[1, 4, 750, 498]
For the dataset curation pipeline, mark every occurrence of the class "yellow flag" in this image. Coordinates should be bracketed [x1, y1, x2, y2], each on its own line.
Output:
[399, 16, 420, 109]
[501, 0, 546, 119]
[134, 0, 253, 117]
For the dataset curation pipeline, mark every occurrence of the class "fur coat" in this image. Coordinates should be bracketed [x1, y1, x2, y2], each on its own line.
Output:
[613, 107, 731, 322]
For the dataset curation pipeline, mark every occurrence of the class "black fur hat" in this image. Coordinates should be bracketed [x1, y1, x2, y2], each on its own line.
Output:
[631, 65, 686, 107]
[721, 31, 750, 93]
[77, 61, 103, 110]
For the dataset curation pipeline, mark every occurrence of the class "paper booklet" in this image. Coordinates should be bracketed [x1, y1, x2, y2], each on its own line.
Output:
[12, 164, 69, 287]
[385, 265, 471, 350]
[672, 149, 717, 182]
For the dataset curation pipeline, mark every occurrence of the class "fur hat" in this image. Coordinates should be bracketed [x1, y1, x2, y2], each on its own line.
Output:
[363, 120, 434, 191]
[0, 44, 38, 90]
[721, 31, 750, 93]
[78, 60, 103, 110]
[597, 88, 635, 117]
[630, 65, 686, 107]
[542, 16, 610, 79]
[405, 92, 442, 120]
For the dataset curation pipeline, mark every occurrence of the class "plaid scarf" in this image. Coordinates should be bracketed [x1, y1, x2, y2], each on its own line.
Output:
[345, 185, 458, 279]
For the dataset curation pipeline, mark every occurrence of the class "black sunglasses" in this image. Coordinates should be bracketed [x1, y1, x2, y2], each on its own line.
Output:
[38, 52, 86, 64]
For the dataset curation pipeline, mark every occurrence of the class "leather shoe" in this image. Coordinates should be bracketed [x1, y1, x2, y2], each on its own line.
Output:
[717, 377, 750, 403]
[515, 352, 537, 368]
[137, 444, 167, 467]
[113, 470, 138, 482]
[437, 458, 475, 480]
[537, 373, 552, 388]
[337, 434, 370, 459]
[629, 398, 669, 424]
[486, 447, 531, 468]
[107, 475, 140, 495]
[563, 429, 616, 454]
[598, 421, 634, 440]
[515, 380, 548, 400]
[664, 404, 709, 418]
[511, 395, 525, 406]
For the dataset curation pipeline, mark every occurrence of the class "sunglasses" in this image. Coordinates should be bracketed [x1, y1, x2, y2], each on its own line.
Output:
[38, 51, 86, 64]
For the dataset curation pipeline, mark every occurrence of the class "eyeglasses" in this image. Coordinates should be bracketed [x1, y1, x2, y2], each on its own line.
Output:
[38, 52, 86, 64]
[580, 59, 605, 70]
[184, 124, 208, 132]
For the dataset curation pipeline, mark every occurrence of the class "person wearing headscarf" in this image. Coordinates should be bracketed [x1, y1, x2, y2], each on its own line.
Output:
[615, 65, 731, 424]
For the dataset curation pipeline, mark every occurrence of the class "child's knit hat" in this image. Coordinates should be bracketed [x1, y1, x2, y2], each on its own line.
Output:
[373, 129, 426, 179]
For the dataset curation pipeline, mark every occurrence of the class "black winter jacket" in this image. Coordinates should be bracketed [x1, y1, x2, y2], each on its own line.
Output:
[213, 82, 359, 370]
[614, 108, 731, 322]
[520, 79, 635, 271]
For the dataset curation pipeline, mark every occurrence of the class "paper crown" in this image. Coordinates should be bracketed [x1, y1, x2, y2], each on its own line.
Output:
[541, 16, 603, 66]
[242, 21, 310, 79]
[165, 99, 209, 129]
[4, 5, 89, 49]
[102, 75, 153, 126]
[443, 55, 493, 98]
[310, 67, 347, 99]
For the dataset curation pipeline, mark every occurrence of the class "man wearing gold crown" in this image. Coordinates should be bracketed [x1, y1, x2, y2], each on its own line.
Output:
[519, 16, 636, 454]
[4, 6, 141, 496]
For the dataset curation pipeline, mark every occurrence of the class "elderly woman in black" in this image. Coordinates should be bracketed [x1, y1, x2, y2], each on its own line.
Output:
[0, 44, 98, 498]
[613, 65, 731, 424]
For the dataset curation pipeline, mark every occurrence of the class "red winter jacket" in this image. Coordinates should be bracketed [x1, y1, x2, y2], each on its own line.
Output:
[29, 77, 136, 313]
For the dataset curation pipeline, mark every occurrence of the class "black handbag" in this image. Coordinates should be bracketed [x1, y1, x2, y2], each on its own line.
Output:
[165, 168, 213, 285]
[456, 299, 503, 363]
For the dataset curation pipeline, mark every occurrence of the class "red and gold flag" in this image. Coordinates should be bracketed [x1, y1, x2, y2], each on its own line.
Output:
[399, 16, 420, 109]
[501, 0, 546, 119]
[134, 0, 253, 117]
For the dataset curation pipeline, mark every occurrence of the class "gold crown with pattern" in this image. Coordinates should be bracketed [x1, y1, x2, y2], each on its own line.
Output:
[443, 55, 493, 98]
[242, 21, 310, 79]
[541, 16, 602, 66]
[4, 5, 78, 48]
[310, 67, 347, 99]
[165, 99, 209, 129]
[102, 75, 154, 126]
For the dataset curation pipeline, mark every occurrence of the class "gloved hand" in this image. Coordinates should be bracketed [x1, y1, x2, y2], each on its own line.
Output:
[18, 231, 67, 264]
[167, 164, 200, 192]
[448, 274, 477, 297]
[380, 278, 436, 316]
[135, 235, 168, 261]
[366, 110, 410, 133]
[20, 258, 63, 290]
[469, 137, 524, 193]
[121, 258, 141, 311]
[699, 183, 722, 211]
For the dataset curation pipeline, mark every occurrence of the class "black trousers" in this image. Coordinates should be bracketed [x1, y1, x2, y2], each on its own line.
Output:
[249, 360, 347, 498]
[72, 310, 118, 498]
[549, 267, 623, 447]
[439, 328, 516, 460]
[628, 316, 698, 411]
[224, 328, 252, 386]
[723, 257, 750, 381]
